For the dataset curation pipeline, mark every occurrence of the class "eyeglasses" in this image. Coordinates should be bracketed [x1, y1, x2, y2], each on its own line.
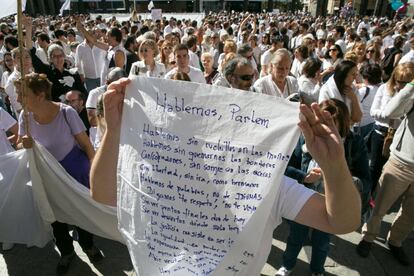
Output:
[367, 49, 375, 53]
[64, 98, 80, 104]
[234, 74, 254, 81]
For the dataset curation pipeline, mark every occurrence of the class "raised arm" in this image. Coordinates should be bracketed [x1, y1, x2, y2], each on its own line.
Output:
[382, 83, 414, 118]
[76, 18, 109, 51]
[294, 103, 361, 234]
[90, 78, 130, 206]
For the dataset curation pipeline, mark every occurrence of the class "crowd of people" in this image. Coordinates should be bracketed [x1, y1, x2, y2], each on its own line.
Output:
[0, 9, 413, 276]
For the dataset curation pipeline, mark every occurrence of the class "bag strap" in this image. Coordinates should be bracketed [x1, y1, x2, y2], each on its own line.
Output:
[360, 86, 370, 103]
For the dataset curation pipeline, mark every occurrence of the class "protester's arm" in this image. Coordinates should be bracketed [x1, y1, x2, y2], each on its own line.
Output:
[294, 103, 361, 234]
[7, 123, 18, 146]
[114, 50, 126, 69]
[76, 18, 109, 51]
[75, 132, 95, 161]
[382, 83, 414, 118]
[90, 78, 130, 206]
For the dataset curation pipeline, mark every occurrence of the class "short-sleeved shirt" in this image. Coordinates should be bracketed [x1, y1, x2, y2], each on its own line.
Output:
[86, 85, 107, 110]
[244, 176, 314, 275]
[18, 104, 86, 161]
[0, 107, 16, 155]
[164, 66, 206, 84]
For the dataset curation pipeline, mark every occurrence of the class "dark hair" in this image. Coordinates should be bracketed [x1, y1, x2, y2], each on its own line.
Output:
[394, 36, 404, 48]
[335, 26, 345, 37]
[108, 27, 123, 43]
[124, 35, 136, 50]
[302, 58, 322, 78]
[54, 29, 66, 38]
[16, 73, 52, 100]
[174, 43, 189, 54]
[295, 45, 309, 59]
[319, 99, 351, 138]
[333, 60, 357, 95]
[67, 29, 76, 37]
[324, 44, 343, 59]
[186, 35, 197, 49]
[237, 43, 252, 56]
[37, 33, 50, 44]
[360, 64, 382, 85]
[4, 35, 18, 48]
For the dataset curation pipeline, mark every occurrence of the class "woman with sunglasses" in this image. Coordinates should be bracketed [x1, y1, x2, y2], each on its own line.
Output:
[159, 41, 175, 73]
[129, 39, 166, 78]
[369, 63, 414, 196]
[365, 43, 380, 65]
[321, 44, 343, 83]
[259, 33, 271, 54]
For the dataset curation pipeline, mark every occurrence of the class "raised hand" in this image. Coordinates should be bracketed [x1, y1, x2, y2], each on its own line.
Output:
[103, 78, 131, 131]
[298, 103, 344, 170]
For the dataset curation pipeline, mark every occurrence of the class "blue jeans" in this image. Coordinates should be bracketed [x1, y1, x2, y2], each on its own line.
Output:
[84, 78, 101, 93]
[282, 220, 331, 274]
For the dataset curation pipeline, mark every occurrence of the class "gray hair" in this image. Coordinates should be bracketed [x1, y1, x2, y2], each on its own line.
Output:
[223, 57, 251, 79]
[47, 44, 65, 61]
[106, 67, 126, 83]
[142, 31, 156, 41]
[270, 48, 292, 64]
[237, 43, 253, 56]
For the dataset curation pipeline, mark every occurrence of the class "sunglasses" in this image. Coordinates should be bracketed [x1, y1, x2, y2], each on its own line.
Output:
[329, 48, 337, 52]
[163, 46, 173, 50]
[235, 74, 254, 81]
[367, 49, 375, 53]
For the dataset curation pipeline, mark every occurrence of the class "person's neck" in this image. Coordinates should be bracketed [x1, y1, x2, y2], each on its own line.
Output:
[273, 77, 286, 90]
[204, 67, 212, 75]
[145, 59, 155, 69]
[178, 66, 190, 74]
[32, 101, 58, 123]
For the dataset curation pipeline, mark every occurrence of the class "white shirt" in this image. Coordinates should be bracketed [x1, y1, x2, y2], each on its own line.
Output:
[290, 59, 304, 78]
[75, 41, 106, 79]
[370, 83, 400, 129]
[335, 39, 347, 54]
[0, 107, 16, 155]
[298, 75, 320, 103]
[260, 49, 275, 77]
[398, 49, 414, 65]
[253, 75, 299, 98]
[4, 68, 23, 113]
[35, 47, 49, 65]
[164, 25, 173, 35]
[86, 85, 107, 110]
[357, 84, 379, 127]
[188, 50, 201, 70]
[164, 66, 206, 84]
[245, 176, 314, 275]
[129, 61, 167, 79]
[319, 76, 355, 113]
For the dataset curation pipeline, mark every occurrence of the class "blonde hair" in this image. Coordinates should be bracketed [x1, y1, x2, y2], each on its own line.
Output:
[387, 63, 414, 96]
[223, 39, 237, 54]
[139, 39, 159, 59]
[343, 51, 358, 64]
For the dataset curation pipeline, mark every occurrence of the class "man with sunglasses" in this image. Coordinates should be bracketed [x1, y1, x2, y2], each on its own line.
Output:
[164, 44, 206, 84]
[223, 57, 255, 91]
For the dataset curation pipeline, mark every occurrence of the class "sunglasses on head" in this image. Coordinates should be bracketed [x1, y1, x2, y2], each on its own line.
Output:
[235, 74, 254, 81]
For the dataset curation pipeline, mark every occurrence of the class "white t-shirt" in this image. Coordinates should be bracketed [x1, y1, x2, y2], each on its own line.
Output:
[244, 176, 314, 275]
[0, 107, 16, 155]
[129, 61, 167, 79]
[253, 75, 299, 98]
[357, 84, 379, 127]
[86, 85, 107, 110]
[164, 66, 206, 84]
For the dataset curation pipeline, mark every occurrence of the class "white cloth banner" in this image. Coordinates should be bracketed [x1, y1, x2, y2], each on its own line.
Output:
[118, 76, 301, 275]
[0, 0, 26, 19]
[59, 0, 71, 16]
[0, 143, 122, 247]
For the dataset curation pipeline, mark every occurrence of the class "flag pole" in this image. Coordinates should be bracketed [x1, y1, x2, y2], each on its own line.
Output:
[16, 0, 30, 136]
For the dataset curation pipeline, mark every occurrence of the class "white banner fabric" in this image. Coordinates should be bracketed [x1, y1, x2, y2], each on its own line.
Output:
[0, 143, 122, 246]
[0, 0, 26, 19]
[118, 76, 301, 276]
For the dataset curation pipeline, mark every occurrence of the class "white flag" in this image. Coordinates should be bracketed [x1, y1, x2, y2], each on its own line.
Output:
[147, 0, 154, 11]
[59, 0, 71, 16]
[0, 0, 27, 19]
